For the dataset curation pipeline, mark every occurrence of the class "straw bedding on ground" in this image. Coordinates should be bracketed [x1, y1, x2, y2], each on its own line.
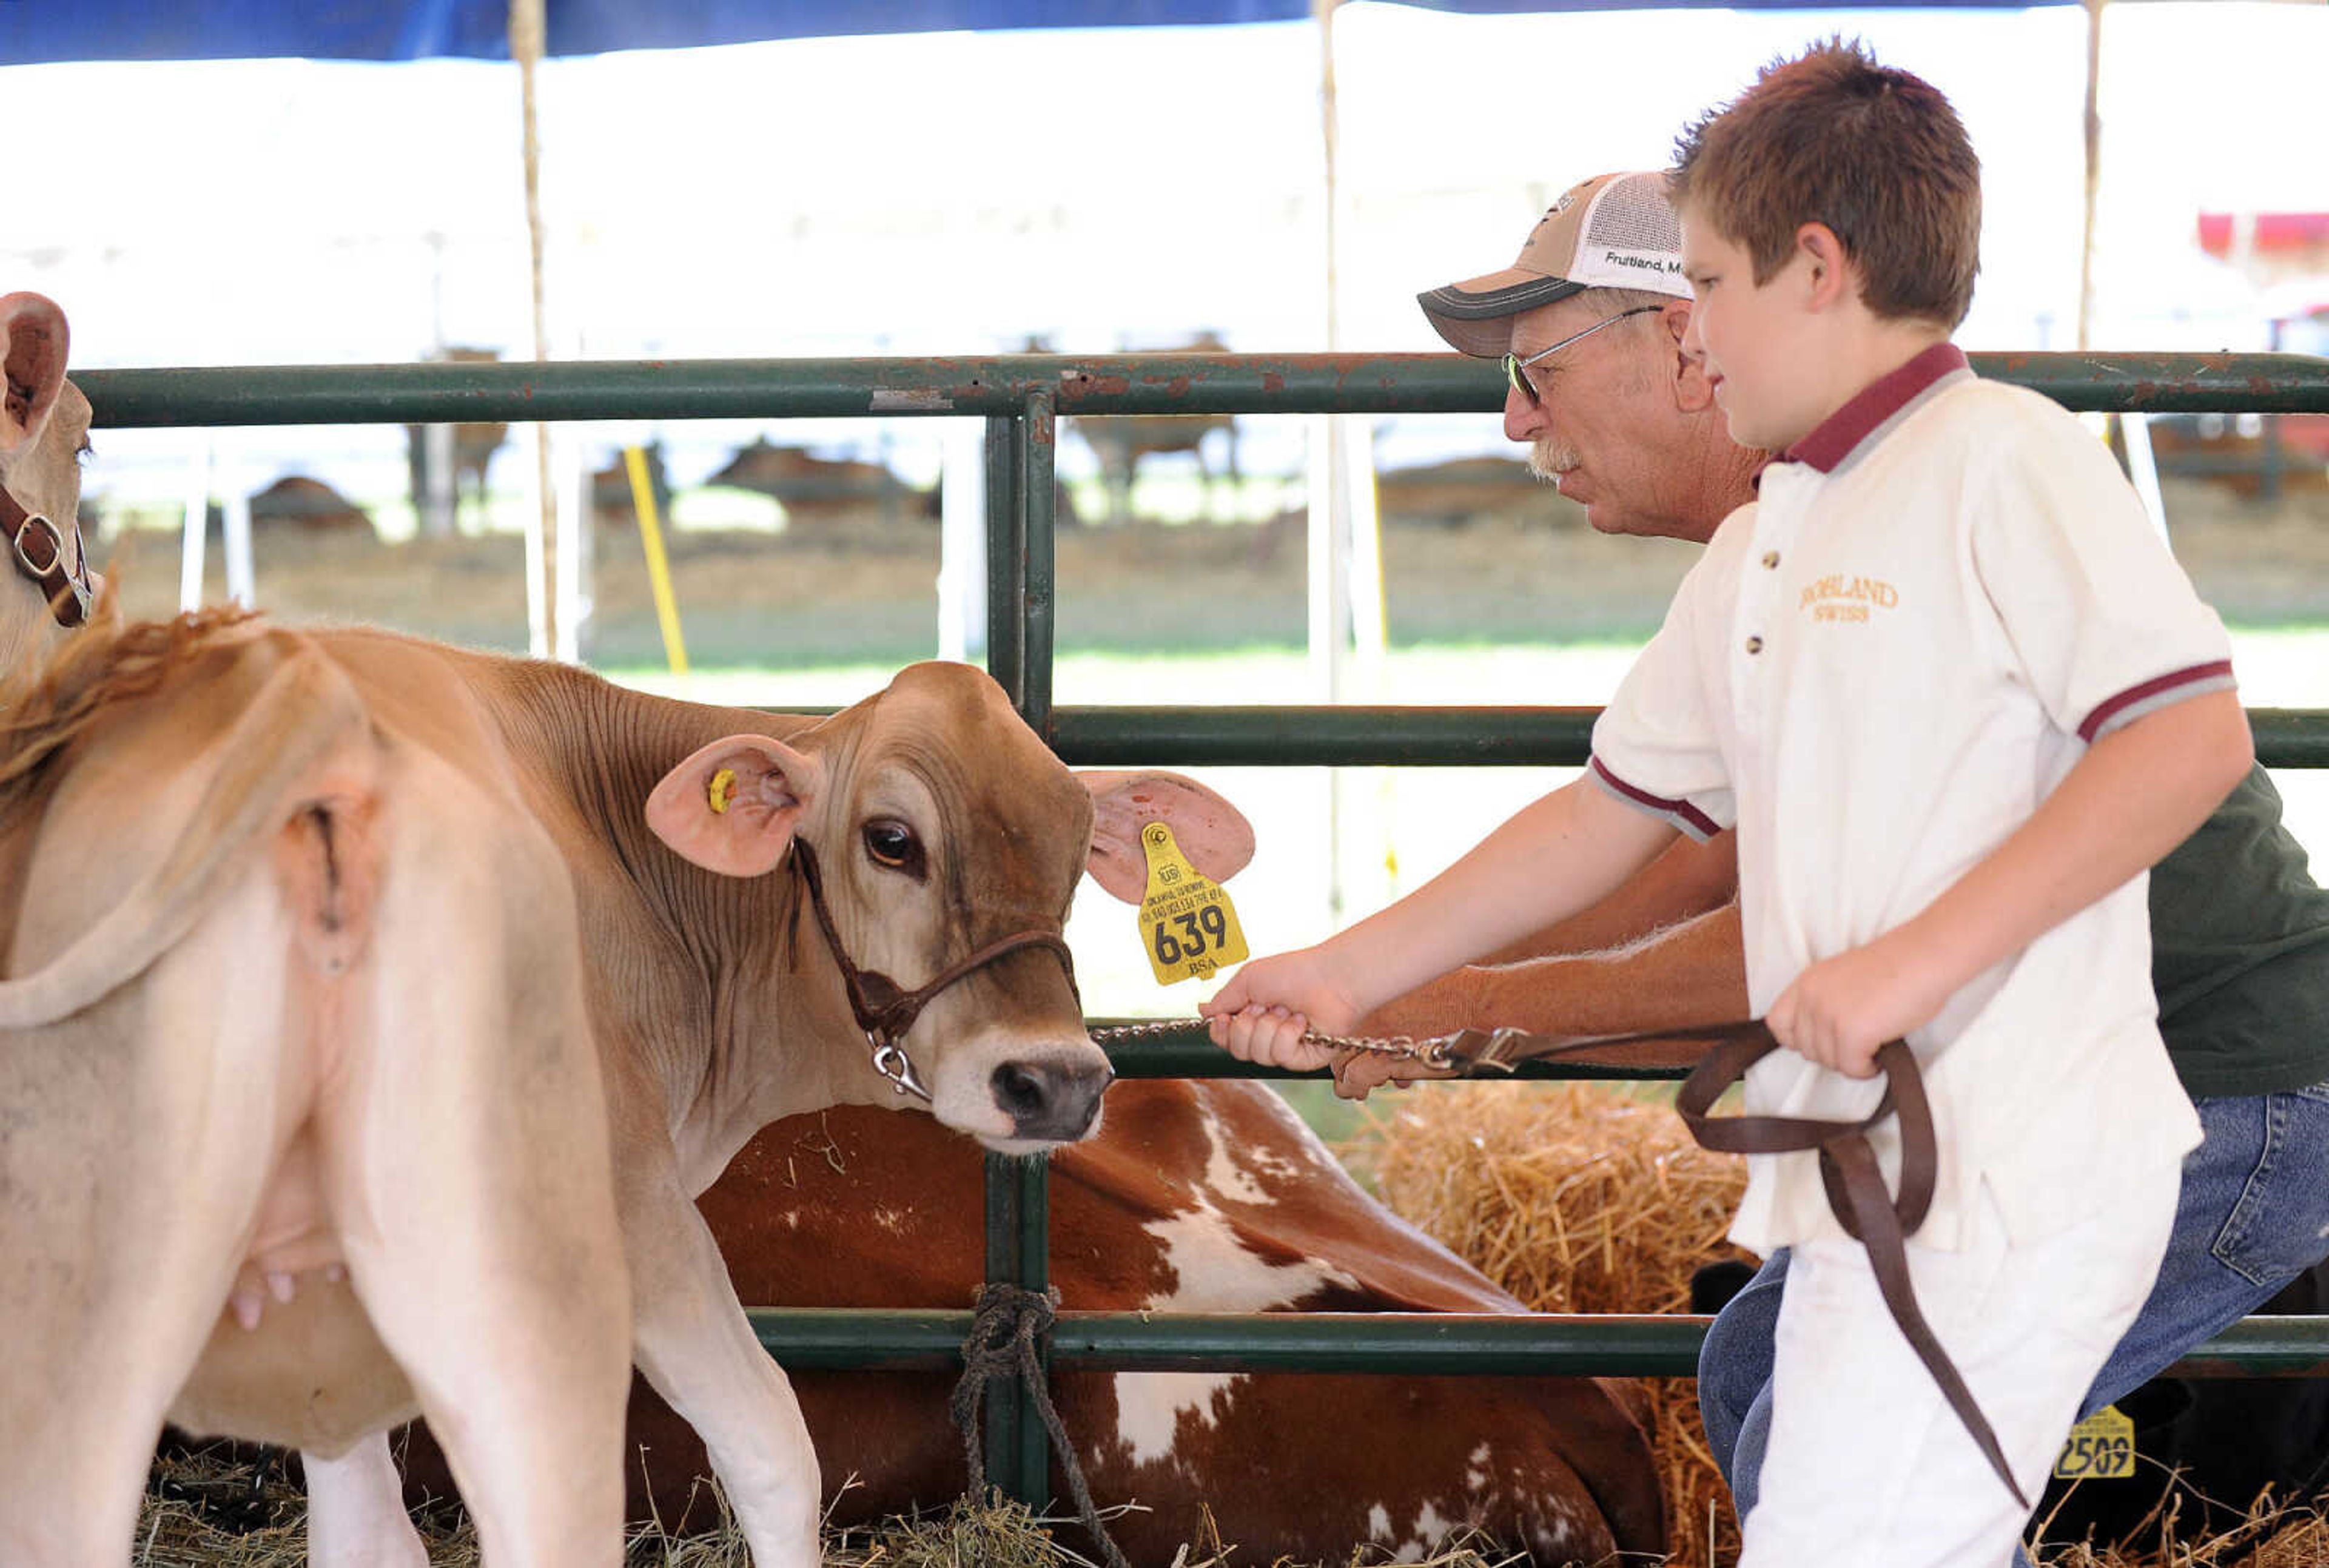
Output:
[138, 1079, 2325, 1565]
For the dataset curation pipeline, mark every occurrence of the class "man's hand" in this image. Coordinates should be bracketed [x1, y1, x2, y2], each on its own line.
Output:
[1766, 929, 1951, 1079]
[1200, 946, 1363, 1071]
[1325, 970, 1482, 1100]
[1331, 1047, 1457, 1101]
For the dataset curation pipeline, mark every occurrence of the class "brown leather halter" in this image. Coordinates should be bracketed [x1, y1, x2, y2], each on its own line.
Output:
[0, 481, 93, 629]
[790, 838, 1081, 1104]
[1434, 1018, 2026, 1508]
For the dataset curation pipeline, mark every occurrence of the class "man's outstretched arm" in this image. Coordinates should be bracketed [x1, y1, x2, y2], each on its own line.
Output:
[1476, 830, 1738, 964]
[1337, 898, 1750, 1099]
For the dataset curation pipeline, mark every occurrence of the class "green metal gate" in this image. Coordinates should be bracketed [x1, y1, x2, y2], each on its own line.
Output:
[81, 348, 2329, 1512]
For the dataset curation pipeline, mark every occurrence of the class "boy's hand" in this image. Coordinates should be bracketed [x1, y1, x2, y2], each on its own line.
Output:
[1201, 947, 1363, 1072]
[1767, 930, 1951, 1080]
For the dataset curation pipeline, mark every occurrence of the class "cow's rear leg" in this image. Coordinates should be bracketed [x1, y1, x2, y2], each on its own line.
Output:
[304, 1433, 429, 1568]
[628, 1178, 821, 1568]
[0, 880, 297, 1564]
[320, 778, 631, 1568]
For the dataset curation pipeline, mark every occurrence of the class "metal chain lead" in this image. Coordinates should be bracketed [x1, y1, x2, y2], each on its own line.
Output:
[1085, 1018, 1459, 1069]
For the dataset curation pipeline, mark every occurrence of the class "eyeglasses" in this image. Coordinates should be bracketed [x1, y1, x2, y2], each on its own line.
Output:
[1502, 305, 1665, 404]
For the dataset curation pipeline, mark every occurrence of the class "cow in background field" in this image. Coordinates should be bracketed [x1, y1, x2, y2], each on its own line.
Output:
[403, 347, 509, 536]
[247, 476, 375, 540]
[1377, 456, 1547, 528]
[1060, 333, 1242, 527]
[1, 625, 1246, 1566]
[587, 441, 674, 535]
[0, 291, 99, 665]
[708, 438, 938, 531]
[397, 1080, 1668, 1565]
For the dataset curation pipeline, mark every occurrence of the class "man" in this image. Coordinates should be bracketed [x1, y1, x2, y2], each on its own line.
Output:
[1351, 170, 2329, 1560]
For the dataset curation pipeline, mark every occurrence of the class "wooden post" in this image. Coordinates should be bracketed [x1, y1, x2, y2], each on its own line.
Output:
[512, 0, 557, 658]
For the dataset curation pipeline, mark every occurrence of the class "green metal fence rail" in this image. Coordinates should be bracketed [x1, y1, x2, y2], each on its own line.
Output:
[744, 1309, 2329, 1380]
[82, 349, 2329, 1514]
[72, 350, 2329, 426]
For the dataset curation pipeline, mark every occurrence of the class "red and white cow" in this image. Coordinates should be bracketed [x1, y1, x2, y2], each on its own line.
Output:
[397, 1078, 1668, 1564]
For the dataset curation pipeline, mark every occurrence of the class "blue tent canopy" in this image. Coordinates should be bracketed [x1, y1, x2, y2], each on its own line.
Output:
[4, 0, 2083, 66]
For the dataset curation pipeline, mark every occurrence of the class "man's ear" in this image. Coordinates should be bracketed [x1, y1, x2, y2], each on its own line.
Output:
[1666, 299, 1718, 415]
[0, 293, 70, 468]
[646, 733, 825, 878]
[1796, 223, 1853, 313]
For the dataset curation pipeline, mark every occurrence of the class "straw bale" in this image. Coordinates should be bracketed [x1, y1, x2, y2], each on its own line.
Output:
[1342, 1081, 1753, 1566]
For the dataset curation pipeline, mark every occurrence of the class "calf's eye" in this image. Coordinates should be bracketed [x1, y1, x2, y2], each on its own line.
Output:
[862, 818, 924, 875]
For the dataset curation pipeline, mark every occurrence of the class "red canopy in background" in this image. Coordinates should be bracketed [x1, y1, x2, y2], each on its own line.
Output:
[2199, 212, 2329, 258]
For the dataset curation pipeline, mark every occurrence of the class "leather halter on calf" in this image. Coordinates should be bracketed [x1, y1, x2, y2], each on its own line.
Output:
[0, 480, 93, 629]
[790, 838, 1081, 1104]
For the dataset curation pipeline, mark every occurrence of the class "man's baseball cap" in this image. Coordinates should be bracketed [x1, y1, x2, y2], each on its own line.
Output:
[1418, 171, 1691, 358]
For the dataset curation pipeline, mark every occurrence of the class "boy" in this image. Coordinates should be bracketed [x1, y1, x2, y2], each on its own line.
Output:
[1205, 41, 2253, 1565]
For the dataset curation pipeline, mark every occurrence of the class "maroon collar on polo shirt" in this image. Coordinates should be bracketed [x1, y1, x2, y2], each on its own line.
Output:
[1781, 342, 1971, 474]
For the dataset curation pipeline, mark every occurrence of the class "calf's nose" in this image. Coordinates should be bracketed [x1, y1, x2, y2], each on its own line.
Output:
[990, 1055, 1113, 1143]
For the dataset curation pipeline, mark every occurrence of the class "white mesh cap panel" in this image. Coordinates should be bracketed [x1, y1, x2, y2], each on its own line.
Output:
[1571, 173, 1691, 298]
[1584, 173, 1684, 255]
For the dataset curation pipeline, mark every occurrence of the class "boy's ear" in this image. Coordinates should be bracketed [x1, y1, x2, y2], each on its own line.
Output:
[1666, 300, 1718, 414]
[1796, 222, 1854, 312]
[646, 733, 825, 878]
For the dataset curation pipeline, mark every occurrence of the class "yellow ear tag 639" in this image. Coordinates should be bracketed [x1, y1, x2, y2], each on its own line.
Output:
[2052, 1404, 2135, 1481]
[1137, 821, 1249, 985]
[707, 768, 738, 814]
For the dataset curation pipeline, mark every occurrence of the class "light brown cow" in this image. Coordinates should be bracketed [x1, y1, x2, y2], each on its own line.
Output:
[0, 624, 1249, 1567]
[0, 291, 99, 666]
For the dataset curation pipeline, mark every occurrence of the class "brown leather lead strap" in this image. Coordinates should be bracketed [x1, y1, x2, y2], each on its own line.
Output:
[1436, 1018, 2027, 1507]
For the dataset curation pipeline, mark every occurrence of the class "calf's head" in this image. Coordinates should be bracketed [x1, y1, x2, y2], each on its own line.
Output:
[646, 661, 1254, 1154]
[0, 292, 95, 666]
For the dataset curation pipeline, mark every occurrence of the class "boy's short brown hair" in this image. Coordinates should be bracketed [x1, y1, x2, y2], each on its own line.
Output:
[1669, 39, 1981, 328]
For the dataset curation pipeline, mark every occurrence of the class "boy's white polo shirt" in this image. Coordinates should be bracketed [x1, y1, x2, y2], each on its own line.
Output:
[1591, 344, 2229, 1253]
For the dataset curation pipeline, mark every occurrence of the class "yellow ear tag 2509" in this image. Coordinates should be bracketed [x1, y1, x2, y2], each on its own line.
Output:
[707, 768, 738, 815]
[1137, 821, 1249, 984]
[2052, 1404, 2135, 1481]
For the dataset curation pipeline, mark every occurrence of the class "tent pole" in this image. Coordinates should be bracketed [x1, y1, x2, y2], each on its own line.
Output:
[1309, 0, 1349, 922]
[1308, 0, 1390, 924]
[513, 0, 556, 659]
[2077, 0, 2104, 352]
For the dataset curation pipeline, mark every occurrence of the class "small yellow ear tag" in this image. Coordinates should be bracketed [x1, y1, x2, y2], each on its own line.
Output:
[707, 768, 738, 815]
[1136, 821, 1249, 985]
[2052, 1404, 2135, 1480]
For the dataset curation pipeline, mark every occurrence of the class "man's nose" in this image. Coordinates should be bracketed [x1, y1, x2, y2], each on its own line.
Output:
[1502, 383, 1544, 444]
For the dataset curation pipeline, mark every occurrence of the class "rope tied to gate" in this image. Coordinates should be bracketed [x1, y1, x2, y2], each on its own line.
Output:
[949, 1283, 1132, 1568]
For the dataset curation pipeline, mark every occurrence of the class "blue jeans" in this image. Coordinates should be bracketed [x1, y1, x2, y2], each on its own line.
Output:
[1701, 1083, 2329, 1564]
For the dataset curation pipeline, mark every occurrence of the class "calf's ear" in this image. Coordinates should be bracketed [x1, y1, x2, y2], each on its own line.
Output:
[1080, 770, 1256, 904]
[0, 294, 70, 467]
[647, 733, 825, 878]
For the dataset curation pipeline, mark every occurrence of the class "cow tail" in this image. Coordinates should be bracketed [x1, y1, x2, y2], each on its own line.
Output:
[0, 647, 370, 1028]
